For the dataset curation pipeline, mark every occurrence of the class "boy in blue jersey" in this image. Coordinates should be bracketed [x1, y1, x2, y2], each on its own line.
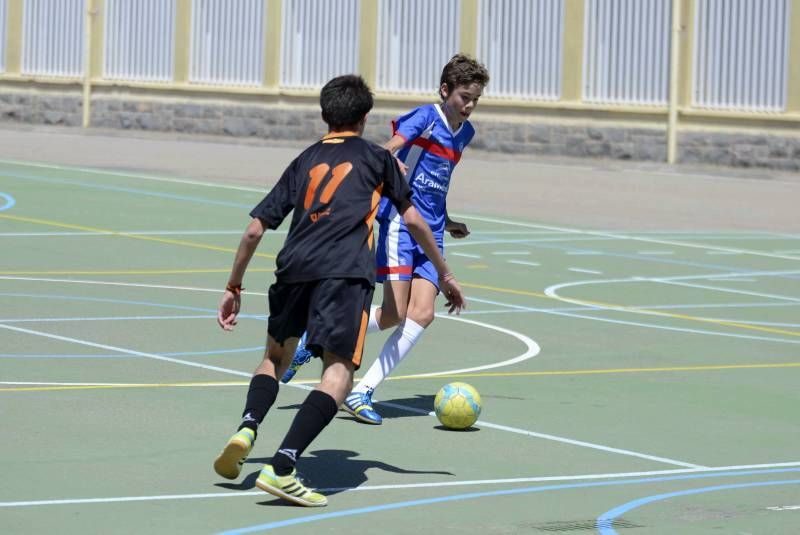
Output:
[283, 55, 489, 426]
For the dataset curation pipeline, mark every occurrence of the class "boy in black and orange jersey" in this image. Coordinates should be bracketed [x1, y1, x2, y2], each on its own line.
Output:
[212, 75, 464, 507]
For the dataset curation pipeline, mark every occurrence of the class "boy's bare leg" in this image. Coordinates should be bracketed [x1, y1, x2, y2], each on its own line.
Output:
[375, 279, 412, 330]
[346, 278, 436, 424]
[254, 335, 298, 379]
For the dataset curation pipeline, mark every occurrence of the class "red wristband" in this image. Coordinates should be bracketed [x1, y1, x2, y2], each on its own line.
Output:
[225, 284, 244, 295]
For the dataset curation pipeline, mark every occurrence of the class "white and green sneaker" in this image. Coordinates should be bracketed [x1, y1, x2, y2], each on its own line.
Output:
[213, 428, 255, 480]
[256, 464, 327, 507]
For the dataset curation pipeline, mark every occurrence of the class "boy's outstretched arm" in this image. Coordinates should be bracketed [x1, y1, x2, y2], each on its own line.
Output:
[399, 202, 465, 314]
[218, 217, 265, 331]
[382, 135, 408, 175]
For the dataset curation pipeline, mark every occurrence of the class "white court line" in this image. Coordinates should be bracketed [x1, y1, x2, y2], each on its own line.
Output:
[652, 279, 800, 304]
[380, 396, 701, 468]
[1, 381, 245, 387]
[0, 324, 253, 378]
[0, 230, 279, 237]
[637, 251, 674, 255]
[0, 158, 266, 193]
[1, 314, 217, 323]
[0, 278, 706, 469]
[3, 276, 799, 347]
[466, 296, 800, 345]
[453, 213, 800, 262]
[767, 505, 800, 511]
[655, 269, 800, 282]
[450, 252, 482, 259]
[7, 461, 799, 508]
[569, 268, 603, 275]
[712, 278, 757, 283]
[508, 260, 540, 267]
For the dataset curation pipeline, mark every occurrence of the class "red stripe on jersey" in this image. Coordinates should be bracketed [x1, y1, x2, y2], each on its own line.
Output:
[410, 138, 462, 163]
[376, 265, 413, 276]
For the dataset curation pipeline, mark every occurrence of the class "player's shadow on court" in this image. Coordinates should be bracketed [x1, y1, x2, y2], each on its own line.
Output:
[217, 449, 453, 505]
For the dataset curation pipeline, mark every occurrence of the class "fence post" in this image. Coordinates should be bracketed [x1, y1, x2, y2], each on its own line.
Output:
[82, 0, 98, 127]
[561, 0, 585, 103]
[788, 0, 800, 112]
[174, 0, 191, 84]
[263, 0, 281, 88]
[358, 0, 378, 87]
[5, 0, 23, 75]
[459, 0, 478, 56]
[667, 0, 682, 164]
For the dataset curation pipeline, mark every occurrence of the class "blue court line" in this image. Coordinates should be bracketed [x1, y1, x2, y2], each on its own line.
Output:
[218, 468, 800, 534]
[596, 478, 800, 534]
[0, 292, 218, 314]
[0, 346, 263, 359]
[0, 171, 252, 209]
[0, 192, 16, 212]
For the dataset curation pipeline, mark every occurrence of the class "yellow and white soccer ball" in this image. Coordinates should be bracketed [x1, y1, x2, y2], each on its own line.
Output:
[434, 382, 482, 430]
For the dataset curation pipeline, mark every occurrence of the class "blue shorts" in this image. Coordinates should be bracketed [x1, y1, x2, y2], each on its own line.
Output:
[375, 207, 444, 290]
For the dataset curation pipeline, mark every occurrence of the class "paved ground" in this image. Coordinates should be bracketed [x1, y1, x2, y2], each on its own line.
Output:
[1, 123, 798, 231]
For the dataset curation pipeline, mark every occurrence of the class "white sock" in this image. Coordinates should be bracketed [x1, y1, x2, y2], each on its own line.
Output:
[354, 318, 426, 395]
[366, 305, 381, 334]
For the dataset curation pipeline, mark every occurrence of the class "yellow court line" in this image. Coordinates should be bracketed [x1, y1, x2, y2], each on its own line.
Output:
[388, 362, 800, 381]
[0, 213, 275, 259]
[0, 268, 274, 276]
[3, 362, 799, 392]
[3, 213, 796, 338]
[462, 282, 800, 338]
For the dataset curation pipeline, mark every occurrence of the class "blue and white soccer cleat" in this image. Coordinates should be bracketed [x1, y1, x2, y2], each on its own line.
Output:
[342, 389, 382, 425]
[281, 332, 313, 383]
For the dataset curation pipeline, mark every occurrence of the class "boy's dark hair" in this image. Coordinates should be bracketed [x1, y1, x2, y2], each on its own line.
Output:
[439, 54, 490, 99]
[320, 75, 374, 129]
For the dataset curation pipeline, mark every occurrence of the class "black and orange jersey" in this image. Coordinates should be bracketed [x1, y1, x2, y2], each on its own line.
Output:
[250, 132, 412, 285]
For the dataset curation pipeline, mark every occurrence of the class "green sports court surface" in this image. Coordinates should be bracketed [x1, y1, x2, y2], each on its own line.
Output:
[1, 155, 799, 534]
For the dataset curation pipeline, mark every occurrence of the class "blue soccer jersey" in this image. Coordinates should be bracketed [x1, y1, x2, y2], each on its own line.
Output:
[376, 104, 475, 286]
[378, 104, 475, 237]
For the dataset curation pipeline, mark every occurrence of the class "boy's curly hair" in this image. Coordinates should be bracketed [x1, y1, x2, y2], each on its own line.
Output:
[439, 54, 490, 99]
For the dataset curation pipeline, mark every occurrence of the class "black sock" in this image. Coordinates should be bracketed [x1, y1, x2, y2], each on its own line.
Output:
[271, 390, 338, 476]
[238, 374, 279, 437]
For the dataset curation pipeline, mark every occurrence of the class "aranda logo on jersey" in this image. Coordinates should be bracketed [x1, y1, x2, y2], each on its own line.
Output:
[429, 161, 451, 178]
[413, 173, 449, 194]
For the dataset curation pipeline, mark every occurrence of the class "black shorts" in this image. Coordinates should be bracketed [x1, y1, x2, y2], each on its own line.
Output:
[267, 278, 374, 369]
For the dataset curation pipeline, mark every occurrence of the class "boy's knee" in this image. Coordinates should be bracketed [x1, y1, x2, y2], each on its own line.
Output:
[408, 307, 435, 328]
[378, 308, 403, 329]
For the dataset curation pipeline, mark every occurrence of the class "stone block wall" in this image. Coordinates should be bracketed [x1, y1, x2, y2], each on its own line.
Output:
[1, 87, 798, 171]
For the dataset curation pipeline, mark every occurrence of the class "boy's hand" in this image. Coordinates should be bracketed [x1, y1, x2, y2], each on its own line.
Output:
[445, 219, 470, 239]
[394, 155, 408, 175]
[218, 290, 241, 331]
[439, 274, 465, 315]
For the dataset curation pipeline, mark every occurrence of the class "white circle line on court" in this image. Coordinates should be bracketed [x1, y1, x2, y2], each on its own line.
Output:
[2, 461, 798, 508]
[0, 277, 539, 379]
[3, 275, 799, 348]
[0, 278, 702, 467]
